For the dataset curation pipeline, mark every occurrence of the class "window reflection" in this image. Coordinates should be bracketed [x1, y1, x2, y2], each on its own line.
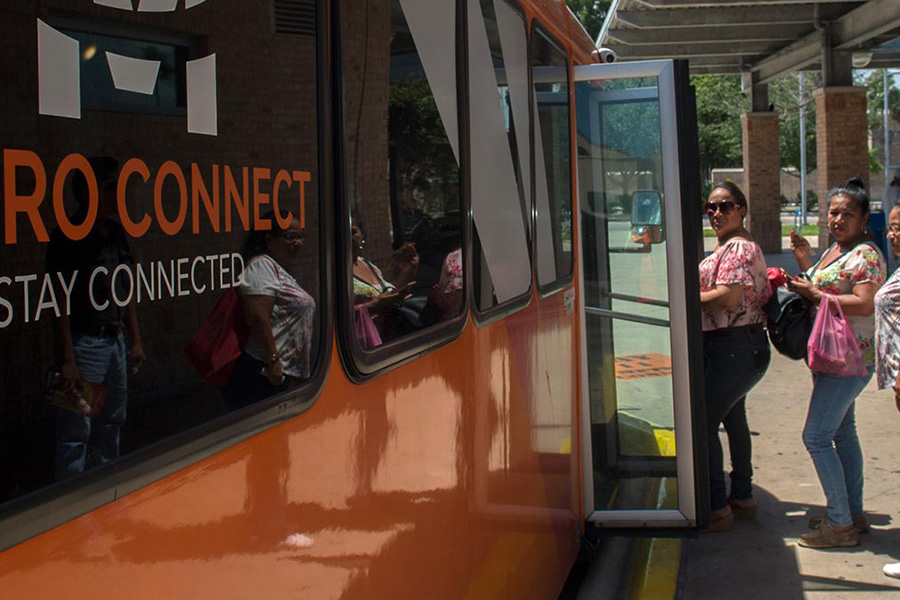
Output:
[342, 0, 463, 349]
[0, 1, 321, 505]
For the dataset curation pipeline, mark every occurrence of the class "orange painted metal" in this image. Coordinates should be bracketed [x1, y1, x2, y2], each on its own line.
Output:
[0, 0, 586, 596]
[0, 289, 580, 599]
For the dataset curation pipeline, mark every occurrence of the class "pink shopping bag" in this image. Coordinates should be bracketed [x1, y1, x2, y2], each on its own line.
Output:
[354, 304, 383, 350]
[807, 294, 867, 377]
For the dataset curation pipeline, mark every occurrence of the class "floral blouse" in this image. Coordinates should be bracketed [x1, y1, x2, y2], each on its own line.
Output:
[699, 239, 771, 331]
[806, 243, 887, 366]
[875, 267, 900, 389]
[353, 257, 393, 304]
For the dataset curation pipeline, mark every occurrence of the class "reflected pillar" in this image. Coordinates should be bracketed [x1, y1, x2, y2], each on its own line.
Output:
[741, 111, 781, 253]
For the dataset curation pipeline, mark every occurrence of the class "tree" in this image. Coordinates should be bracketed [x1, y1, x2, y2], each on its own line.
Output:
[565, 0, 613, 41]
[692, 75, 746, 180]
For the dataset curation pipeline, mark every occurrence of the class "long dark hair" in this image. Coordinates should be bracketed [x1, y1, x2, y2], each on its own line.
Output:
[827, 176, 869, 215]
[709, 181, 747, 208]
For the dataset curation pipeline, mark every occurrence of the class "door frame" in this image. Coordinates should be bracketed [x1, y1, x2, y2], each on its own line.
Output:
[574, 59, 707, 529]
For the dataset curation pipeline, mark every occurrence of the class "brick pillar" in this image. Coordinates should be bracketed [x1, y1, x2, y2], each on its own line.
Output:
[814, 86, 869, 249]
[741, 112, 781, 253]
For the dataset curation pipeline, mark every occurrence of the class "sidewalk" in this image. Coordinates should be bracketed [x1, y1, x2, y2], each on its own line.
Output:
[677, 251, 900, 600]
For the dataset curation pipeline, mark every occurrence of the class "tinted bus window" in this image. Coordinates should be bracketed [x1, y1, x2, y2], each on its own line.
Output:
[532, 28, 573, 290]
[340, 0, 463, 350]
[0, 1, 321, 505]
[469, 0, 532, 314]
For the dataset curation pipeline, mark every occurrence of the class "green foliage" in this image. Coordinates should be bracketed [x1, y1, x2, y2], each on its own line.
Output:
[565, 0, 613, 40]
[692, 75, 746, 179]
[863, 69, 900, 131]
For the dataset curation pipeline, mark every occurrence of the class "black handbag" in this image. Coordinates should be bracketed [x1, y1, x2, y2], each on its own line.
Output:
[764, 285, 814, 360]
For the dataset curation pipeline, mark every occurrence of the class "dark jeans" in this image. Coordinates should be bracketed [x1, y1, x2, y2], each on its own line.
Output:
[703, 328, 771, 511]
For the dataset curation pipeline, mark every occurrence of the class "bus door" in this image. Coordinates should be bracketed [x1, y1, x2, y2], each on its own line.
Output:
[574, 60, 707, 532]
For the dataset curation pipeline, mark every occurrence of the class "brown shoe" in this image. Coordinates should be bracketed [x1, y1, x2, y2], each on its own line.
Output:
[808, 513, 869, 534]
[703, 508, 734, 533]
[728, 497, 758, 520]
[798, 520, 860, 549]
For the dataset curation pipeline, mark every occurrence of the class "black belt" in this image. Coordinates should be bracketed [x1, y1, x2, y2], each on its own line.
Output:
[704, 324, 765, 338]
[74, 323, 123, 338]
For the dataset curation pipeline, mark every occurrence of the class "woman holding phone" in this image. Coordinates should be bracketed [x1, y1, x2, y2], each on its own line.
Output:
[788, 177, 886, 549]
[351, 218, 419, 343]
[699, 182, 772, 532]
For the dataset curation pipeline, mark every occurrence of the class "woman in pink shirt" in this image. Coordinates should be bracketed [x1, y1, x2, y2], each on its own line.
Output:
[699, 182, 772, 531]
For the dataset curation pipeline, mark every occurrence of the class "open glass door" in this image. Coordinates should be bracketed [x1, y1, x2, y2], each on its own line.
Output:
[575, 60, 706, 530]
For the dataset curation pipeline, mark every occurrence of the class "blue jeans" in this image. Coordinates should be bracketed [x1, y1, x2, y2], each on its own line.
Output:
[802, 367, 874, 527]
[55, 333, 128, 479]
[703, 328, 771, 511]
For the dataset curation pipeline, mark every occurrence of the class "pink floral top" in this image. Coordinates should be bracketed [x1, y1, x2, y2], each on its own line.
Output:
[699, 239, 771, 331]
[807, 243, 887, 366]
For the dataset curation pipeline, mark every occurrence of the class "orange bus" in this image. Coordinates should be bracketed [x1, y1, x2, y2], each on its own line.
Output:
[0, 1, 706, 597]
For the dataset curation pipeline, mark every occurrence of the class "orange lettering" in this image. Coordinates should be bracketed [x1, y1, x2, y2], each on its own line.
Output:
[292, 170, 310, 229]
[192, 163, 220, 234]
[253, 167, 271, 231]
[4, 149, 48, 244]
[118, 158, 152, 238]
[224, 166, 249, 232]
[53, 153, 97, 242]
[154, 161, 188, 236]
[272, 169, 293, 229]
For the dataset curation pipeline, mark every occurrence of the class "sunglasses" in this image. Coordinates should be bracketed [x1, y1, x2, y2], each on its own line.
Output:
[705, 201, 737, 216]
[888, 224, 900, 234]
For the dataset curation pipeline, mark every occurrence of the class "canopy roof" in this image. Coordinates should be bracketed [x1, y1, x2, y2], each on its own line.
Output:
[596, 0, 900, 83]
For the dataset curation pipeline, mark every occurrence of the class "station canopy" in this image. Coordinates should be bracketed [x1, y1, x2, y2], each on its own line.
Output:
[596, 0, 900, 83]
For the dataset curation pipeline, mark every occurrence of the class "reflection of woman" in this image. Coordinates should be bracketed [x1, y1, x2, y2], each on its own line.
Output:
[351, 219, 418, 339]
[225, 216, 315, 410]
[788, 178, 886, 549]
[698, 182, 771, 532]
[877, 206, 900, 578]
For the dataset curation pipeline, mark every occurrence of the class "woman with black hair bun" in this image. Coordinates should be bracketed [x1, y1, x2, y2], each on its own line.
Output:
[788, 177, 887, 549]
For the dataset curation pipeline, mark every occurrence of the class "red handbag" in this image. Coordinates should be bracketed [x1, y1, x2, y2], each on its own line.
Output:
[185, 288, 250, 386]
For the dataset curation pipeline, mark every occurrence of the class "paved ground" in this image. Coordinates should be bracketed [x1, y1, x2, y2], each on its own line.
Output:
[679, 251, 900, 600]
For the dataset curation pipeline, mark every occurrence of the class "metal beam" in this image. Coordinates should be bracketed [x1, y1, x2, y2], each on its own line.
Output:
[635, 0, 865, 7]
[832, 0, 900, 49]
[607, 24, 813, 44]
[689, 65, 743, 74]
[609, 41, 785, 58]
[750, 28, 823, 84]
[748, 0, 900, 83]
[614, 5, 848, 28]
[688, 55, 765, 66]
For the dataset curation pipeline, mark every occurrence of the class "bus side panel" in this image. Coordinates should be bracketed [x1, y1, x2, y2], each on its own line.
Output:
[0, 294, 579, 599]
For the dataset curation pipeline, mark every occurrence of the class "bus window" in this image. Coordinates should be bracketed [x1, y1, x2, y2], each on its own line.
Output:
[0, 2, 322, 509]
[339, 0, 463, 354]
[532, 27, 573, 292]
[469, 0, 532, 316]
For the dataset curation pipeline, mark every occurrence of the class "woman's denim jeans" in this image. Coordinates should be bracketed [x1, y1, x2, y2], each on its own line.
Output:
[703, 328, 771, 511]
[802, 367, 874, 528]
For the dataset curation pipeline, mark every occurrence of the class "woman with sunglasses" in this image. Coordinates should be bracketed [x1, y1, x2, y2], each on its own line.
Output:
[699, 181, 772, 531]
[225, 213, 316, 409]
[788, 177, 887, 548]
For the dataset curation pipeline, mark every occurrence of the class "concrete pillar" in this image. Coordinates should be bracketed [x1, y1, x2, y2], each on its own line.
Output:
[813, 86, 869, 249]
[741, 112, 782, 253]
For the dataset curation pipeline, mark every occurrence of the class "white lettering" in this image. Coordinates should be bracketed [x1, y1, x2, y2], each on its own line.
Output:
[218, 253, 230, 289]
[0, 277, 13, 328]
[14, 274, 38, 323]
[158, 260, 175, 298]
[137, 262, 155, 302]
[231, 253, 244, 286]
[190, 256, 206, 294]
[34, 273, 60, 320]
[206, 254, 220, 287]
[111, 264, 134, 307]
[176, 257, 190, 297]
[57, 271, 77, 316]
[89, 267, 109, 310]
